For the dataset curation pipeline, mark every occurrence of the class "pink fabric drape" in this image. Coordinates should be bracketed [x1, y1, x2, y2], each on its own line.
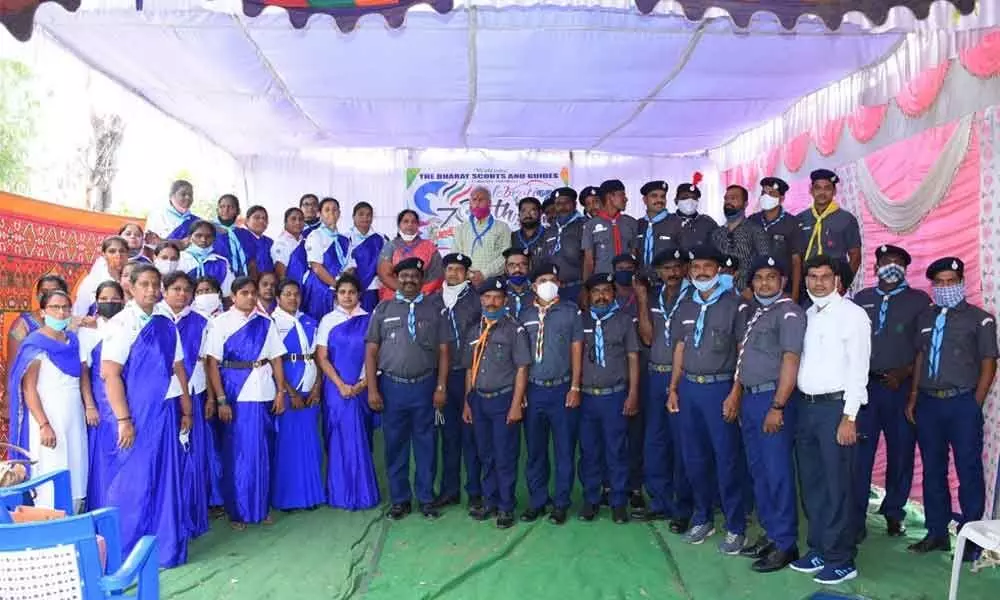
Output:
[895, 61, 951, 118]
[813, 117, 845, 156]
[848, 104, 889, 144]
[783, 132, 810, 173]
[959, 30, 1000, 78]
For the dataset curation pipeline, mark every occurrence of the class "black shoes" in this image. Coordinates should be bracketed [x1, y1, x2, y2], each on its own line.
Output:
[631, 508, 667, 522]
[520, 505, 548, 522]
[429, 494, 460, 510]
[469, 504, 498, 521]
[885, 516, 906, 537]
[668, 517, 690, 534]
[549, 507, 568, 525]
[387, 502, 412, 520]
[467, 494, 484, 510]
[629, 490, 646, 510]
[579, 503, 598, 521]
[752, 547, 799, 573]
[908, 535, 950, 553]
[497, 511, 515, 529]
[740, 536, 775, 560]
[420, 504, 440, 519]
[612, 505, 629, 524]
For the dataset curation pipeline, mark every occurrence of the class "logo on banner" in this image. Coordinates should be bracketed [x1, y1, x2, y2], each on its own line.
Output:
[405, 167, 570, 251]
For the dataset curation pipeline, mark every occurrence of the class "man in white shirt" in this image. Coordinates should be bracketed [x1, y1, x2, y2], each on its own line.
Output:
[453, 186, 511, 286]
[790, 255, 871, 585]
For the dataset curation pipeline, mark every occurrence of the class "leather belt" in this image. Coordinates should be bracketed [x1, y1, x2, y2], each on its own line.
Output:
[685, 373, 734, 385]
[560, 280, 582, 287]
[581, 383, 626, 396]
[648, 363, 673, 373]
[286, 353, 313, 362]
[744, 381, 777, 394]
[800, 391, 845, 403]
[475, 385, 514, 398]
[381, 371, 434, 384]
[222, 359, 267, 369]
[921, 387, 972, 399]
[529, 375, 571, 387]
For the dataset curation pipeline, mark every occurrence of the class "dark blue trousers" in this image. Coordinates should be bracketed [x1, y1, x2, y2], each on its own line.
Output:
[915, 390, 984, 539]
[741, 390, 798, 552]
[470, 390, 521, 512]
[678, 378, 745, 534]
[525, 382, 579, 510]
[855, 379, 916, 523]
[435, 369, 481, 498]
[380, 375, 436, 505]
[579, 390, 629, 507]
[795, 397, 857, 566]
[626, 366, 648, 493]
[644, 370, 692, 518]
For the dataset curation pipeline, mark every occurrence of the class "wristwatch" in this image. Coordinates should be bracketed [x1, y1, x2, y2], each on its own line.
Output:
[217, 395, 228, 406]
[770, 403, 785, 411]
[436, 385, 445, 392]
[570, 385, 581, 392]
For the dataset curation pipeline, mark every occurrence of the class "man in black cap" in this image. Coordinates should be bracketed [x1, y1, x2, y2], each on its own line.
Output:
[750, 177, 802, 302]
[540, 187, 587, 304]
[798, 169, 862, 282]
[665, 174, 717, 252]
[734, 255, 806, 573]
[906, 257, 997, 561]
[503, 246, 534, 320]
[611, 253, 641, 317]
[541, 195, 556, 229]
[667, 246, 746, 552]
[511, 196, 547, 256]
[711, 185, 771, 293]
[461, 276, 532, 529]
[365, 257, 453, 520]
[634, 247, 693, 532]
[519, 262, 584, 525]
[431, 252, 483, 510]
[636, 180, 679, 283]
[579, 185, 601, 219]
[582, 180, 639, 283]
[851, 244, 929, 538]
[578, 272, 640, 523]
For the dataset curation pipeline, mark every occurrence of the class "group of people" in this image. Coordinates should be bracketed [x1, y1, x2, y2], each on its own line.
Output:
[5, 169, 996, 587]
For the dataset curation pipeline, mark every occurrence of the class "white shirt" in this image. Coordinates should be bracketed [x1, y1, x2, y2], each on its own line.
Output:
[177, 250, 235, 295]
[102, 301, 184, 367]
[317, 305, 368, 382]
[162, 303, 209, 397]
[798, 294, 872, 418]
[271, 308, 318, 392]
[72, 261, 116, 317]
[145, 206, 194, 240]
[79, 318, 110, 363]
[305, 227, 356, 270]
[271, 230, 301, 269]
[205, 309, 285, 403]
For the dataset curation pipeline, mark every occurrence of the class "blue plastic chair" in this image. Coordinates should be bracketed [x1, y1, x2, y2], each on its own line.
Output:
[0, 469, 159, 599]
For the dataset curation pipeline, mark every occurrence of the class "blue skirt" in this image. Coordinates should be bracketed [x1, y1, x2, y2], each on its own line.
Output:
[323, 380, 380, 510]
[179, 391, 210, 537]
[271, 401, 325, 510]
[222, 402, 275, 523]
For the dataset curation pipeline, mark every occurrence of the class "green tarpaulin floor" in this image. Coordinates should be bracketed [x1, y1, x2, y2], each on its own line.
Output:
[161, 439, 999, 600]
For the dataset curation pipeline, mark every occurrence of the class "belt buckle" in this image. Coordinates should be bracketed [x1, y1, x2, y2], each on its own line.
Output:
[696, 375, 706, 384]
[289, 354, 298, 363]
[932, 389, 948, 399]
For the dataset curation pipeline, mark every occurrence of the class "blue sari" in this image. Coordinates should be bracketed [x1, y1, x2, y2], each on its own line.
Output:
[102, 316, 188, 568]
[86, 336, 114, 511]
[174, 311, 211, 538]
[301, 234, 350, 321]
[352, 234, 385, 313]
[220, 315, 275, 524]
[184, 253, 230, 286]
[323, 314, 380, 510]
[167, 212, 199, 241]
[213, 226, 256, 277]
[271, 314, 324, 510]
[285, 243, 309, 287]
[16, 312, 41, 336]
[255, 235, 275, 274]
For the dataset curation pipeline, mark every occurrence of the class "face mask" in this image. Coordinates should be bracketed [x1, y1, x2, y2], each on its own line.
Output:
[535, 281, 559, 302]
[507, 274, 528, 287]
[718, 273, 734, 290]
[155, 259, 179, 275]
[193, 294, 222, 314]
[759, 195, 780, 211]
[399, 231, 418, 242]
[933, 283, 965, 308]
[807, 290, 835, 308]
[877, 263, 906, 285]
[754, 291, 781, 306]
[441, 281, 468, 308]
[44, 315, 71, 331]
[217, 217, 237, 228]
[692, 275, 719, 292]
[590, 302, 614, 317]
[188, 245, 212, 259]
[96, 301, 124, 319]
[677, 199, 698, 216]
[483, 307, 507, 321]
[723, 206, 744, 219]
[613, 270, 633, 287]
[470, 206, 492, 221]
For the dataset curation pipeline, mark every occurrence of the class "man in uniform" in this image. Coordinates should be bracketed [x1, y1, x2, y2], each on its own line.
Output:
[734, 255, 806, 572]
[612, 253, 642, 317]
[906, 257, 998, 560]
[540, 187, 586, 304]
[579, 185, 601, 219]
[365, 257, 452, 520]
[519, 262, 584, 525]
[462, 277, 532, 529]
[792, 255, 870, 584]
[511, 196, 547, 255]
[582, 180, 639, 282]
[852, 244, 929, 539]
[667, 246, 746, 552]
[503, 246, 534, 320]
[577, 273, 640, 524]
[431, 252, 483, 510]
[711, 185, 771, 293]
[635, 180, 678, 283]
[541, 195, 557, 229]
[749, 177, 802, 301]
[666, 174, 717, 251]
[611, 252, 647, 507]
[798, 169, 862, 281]
[634, 247, 692, 533]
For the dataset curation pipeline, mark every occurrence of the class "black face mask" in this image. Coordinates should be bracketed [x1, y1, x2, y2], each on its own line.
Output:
[217, 216, 237, 227]
[723, 206, 743, 217]
[96, 301, 124, 319]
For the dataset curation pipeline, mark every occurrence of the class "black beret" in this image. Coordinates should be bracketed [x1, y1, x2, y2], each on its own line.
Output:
[675, 183, 702, 200]
[393, 257, 425, 275]
[503, 246, 531, 259]
[478, 276, 507, 295]
[552, 186, 577, 201]
[652, 247, 687, 267]
[612, 253, 638, 268]
[579, 186, 600, 207]
[442, 252, 472, 269]
[541, 197, 554, 209]
[530, 262, 559, 282]
[599, 179, 626, 195]
[723, 255, 739, 270]
[760, 177, 789, 195]
[585, 272, 615, 289]
[748, 255, 786, 279]
[810, 169, 839, 185]
[640, 180, 669, 196]
[926, 257, 964, 280]
[875, 244, 912, 267]
[687, 246, 724, 263]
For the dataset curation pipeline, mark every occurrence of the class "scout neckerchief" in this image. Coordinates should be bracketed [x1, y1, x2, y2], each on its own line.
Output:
[735, 297, 792, 380]
[659, 281, 690, 347]
[643, 210, 670, 264]
[470, 316, 499, 387]
[516, 226, 545, 252]
[214, 218, 248, 275]
[691, 284, 727, 348]
[394, 291, 424, 340]
[185, 244, 213, 277]
[554, 213, 582, 253]
[759, 208, 786, 232]
[322, 225, 349, 269]
[470, 215, 495, 252]
[533, 297, 560, 363]
[595, 210, 623, 255]
[928, 307, 949, 380]
[805, 202, 840, 259]
[589, 301, 620, 367]
[874, 283, 909, 335]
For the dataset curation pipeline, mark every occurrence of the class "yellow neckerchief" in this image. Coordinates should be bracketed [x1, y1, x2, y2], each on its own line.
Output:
[805, 201, 840, 259]
[470, 317, 498, 388]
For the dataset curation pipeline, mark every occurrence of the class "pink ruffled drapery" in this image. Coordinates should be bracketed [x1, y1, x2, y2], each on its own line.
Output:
[782, 132, 810, 173]
[812, 117, 845, 157]
[959, 30, 1000, 78]
[847, 104, 889, 144]
[895, 61, 951, 118]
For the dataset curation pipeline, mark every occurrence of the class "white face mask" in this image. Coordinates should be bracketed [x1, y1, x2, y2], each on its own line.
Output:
[535, 281, 559, 303]
[154, 258, 179, 275]
[441, 281, 468, 308]
[759, 195, 780, 211]
[399, 231, 418, 242]
[677, 199, 698, 216]
[193, 293, 222, 315]
[807, 290, 835, 309]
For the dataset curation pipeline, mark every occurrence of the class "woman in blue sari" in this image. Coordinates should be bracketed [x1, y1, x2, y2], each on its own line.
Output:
[246, 205, 275, 275]
[301, 197, 353, 321]
[192, 276, 226, 517]
[145, 179, 200, 245]
[270, 279, 325, 511]
[205, 276, 287, 530]
[73, 236, 130, 317]
[349, 202, 385, 312]
[99, 264, 193, 568]
[161, 271, 213, 539]
[316, 274, 380, 510]
[179, 220, 236, 296]
[212, 194, 257, 278]
[118, 222, 152, 264]
[5, 275, 69, 387]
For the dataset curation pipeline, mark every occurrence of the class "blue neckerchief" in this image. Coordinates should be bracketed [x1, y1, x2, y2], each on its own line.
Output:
[510, 289, 529, 318]
[928, 307, 948, 380]
[690, 284, 727, 348]
[554, 213, 582, 253]
[517, 227, 545, 252]
[470, 215, 495, 252]
[643, 210, 670, 264]
[589, 300, 620, 367]
[166, 203, 188, 220]
[760, 208, 786, 232]
[395, 292, 424, 340]
[658, 281, 690, 347]
[186, 245, 213, 276]
[322, 226, 350, 269]
[874, 283, 909, 335]
[214, 220, 248, 275]
[447, 288, 469, 347]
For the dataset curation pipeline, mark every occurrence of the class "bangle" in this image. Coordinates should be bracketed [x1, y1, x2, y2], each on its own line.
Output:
[39, 421, 51, 429]
[217, 396, 228, 406]
[570, 385, 581, 392]
[436, 385, 445, 392]
[770, 404, 785, 411]
[182, 413, 193, 418]
[117, 416, 132, 423]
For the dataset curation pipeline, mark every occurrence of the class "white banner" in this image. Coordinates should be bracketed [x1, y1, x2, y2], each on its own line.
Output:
[405, 166, 570, 251]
